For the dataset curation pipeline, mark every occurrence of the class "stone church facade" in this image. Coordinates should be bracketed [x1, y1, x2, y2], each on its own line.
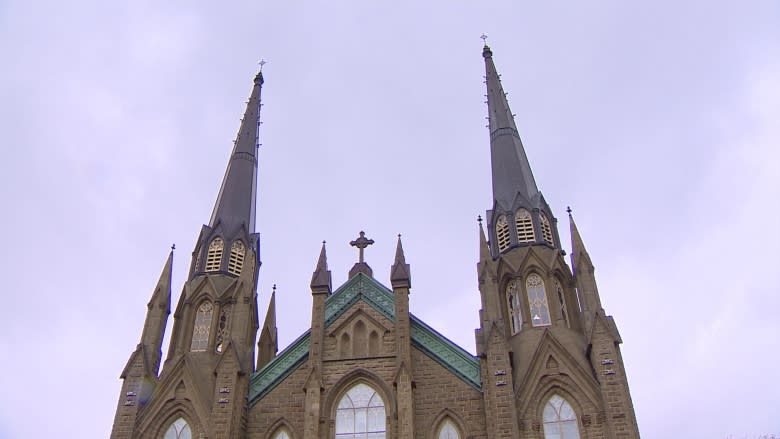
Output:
[111, 45, 640, 439]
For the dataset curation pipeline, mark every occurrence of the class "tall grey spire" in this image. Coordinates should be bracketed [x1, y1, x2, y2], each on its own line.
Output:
[209, 72, 264, 233]
[483, 45, 538, 209]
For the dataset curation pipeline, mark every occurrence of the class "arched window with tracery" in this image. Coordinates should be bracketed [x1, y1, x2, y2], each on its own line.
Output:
[554, 279, 570, 328]
[542, 395, 580, 439]
[496, 215, 511, 252]
[205, 237, 224, 272]
[527, 274, 551, 326]
[507, 280, 523, 335]
[163, 417, 192, 439]
[436, 418, 461, 439]
[271, 428, 291, 439]
[228, 240, 245, 275]
[335, 383, 386, 438]
[515, 209, 535, 243]
[215, 304, 232, 353]
[540, 212, 554, 246]
[190, 301, 213, 352]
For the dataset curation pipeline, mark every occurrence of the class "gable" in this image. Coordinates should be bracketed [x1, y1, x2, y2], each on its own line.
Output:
[248, 273, 481, 404]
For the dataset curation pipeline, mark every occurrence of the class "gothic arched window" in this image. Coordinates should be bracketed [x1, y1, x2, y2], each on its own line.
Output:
[496, 215, 511, 252]
[205, 238, 224, 272]
[335, 383, 386, 438]
[436, 419, 461, 439]
[542, 395, 580, 439]
[163, 417, 192, 439]
[527, 274, 551, 326]
[190, 301, 213, 352]
[540, 212, 554, 246]
[215, 304, 232, 353]
[507, 280, 523, 335]
[228, 240, 245, 275]
[554, 279, 570, 328]
[271, 429, 291, 439]
[515, 209, 535, 243]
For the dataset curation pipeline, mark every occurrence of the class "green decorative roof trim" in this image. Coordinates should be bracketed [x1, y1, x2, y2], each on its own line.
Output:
[248, 331, 310, 404]
[248, 273, 481, 404]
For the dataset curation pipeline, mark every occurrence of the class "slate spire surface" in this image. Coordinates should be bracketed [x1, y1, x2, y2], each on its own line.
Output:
[483, 45, 539, 209]
[209, 71, 264, 233]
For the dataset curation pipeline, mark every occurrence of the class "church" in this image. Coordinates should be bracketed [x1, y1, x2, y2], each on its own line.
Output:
[111, 44, 640, 439]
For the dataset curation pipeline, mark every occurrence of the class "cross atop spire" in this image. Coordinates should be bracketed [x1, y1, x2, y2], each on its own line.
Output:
[348, 231, 374, 279]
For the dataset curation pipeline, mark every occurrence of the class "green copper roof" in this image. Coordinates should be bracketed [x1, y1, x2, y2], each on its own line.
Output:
[248, 274, 481, 404]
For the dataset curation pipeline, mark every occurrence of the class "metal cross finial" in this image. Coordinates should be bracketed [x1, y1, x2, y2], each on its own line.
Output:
[258, 58, 267, 72]
[566, 206, 572, 215]
[272, 283, 276, 293]
[171, 243, 176, 251]
[480, 34, 488, 45]
[349, 231, 375, 264]
[477, 215, 483, 225]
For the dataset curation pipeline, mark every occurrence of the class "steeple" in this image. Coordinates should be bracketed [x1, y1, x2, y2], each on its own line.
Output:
[568, 209, 602, 313]
[310, 241, 332, 294]
[482, 45, 561, 255]
[257, 285, 278, 369]
[390, 234, 411, 288]
[483, 45, 538, 209]
[209, 71, 264, 233]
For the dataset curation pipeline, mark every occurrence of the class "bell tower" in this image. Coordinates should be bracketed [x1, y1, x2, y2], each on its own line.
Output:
[474, 44, 639, 438]
[111, 71, 265, 439]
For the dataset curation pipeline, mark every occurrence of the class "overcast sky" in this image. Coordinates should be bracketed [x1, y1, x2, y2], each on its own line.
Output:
[1, 1, 778, 438]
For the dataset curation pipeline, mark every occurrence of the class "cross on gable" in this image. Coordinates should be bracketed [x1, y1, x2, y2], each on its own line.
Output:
[349, 231, 374, 264]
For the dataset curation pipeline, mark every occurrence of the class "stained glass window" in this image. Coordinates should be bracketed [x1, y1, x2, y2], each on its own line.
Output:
[205, 238, 224, 272]
[515, 209, 535, 243]
[540, 213, 554, 246]
[543, 395, 579, 439]
[496, 215, 511, 252]
[190, 301, 213, 352]
[335, 383, 386, 438]
[215, 304, 232, 353]
[228, 240, 245, 275]
[507, 280, 523, 334]
[554, 279, 570, 328]
[437, 419, 461, 439]
[527, 275, 551, 326]
[272, 429, 290, 439]
[163, 418, 192, 439]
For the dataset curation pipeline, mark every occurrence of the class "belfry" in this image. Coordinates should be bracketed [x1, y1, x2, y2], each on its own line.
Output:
[111, 44, 639, 439]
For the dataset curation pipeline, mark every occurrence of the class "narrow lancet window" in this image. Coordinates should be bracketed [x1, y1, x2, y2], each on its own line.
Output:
[437, 419, 461, 439]
[164, 417, 192, 439]
[336, 383, 386, 438]
[228, 240, 245, 275]
[527, 274, 551, 326]
[543, 395, 580, 439]
[215, 304, 232, 353]
[507, 280, 523, 334]
[515, 209, 535, 243]
[496, 215, 511, 252]
[190, 301, 213, 352]
[205, 238, 224, 272]
[540, 213, 554, 246]
[554, 279, 570, 328]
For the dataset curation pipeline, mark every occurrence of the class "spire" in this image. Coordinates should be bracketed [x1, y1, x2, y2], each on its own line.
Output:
[478, 216, 490, 264]
[568, 208, 601, 312]
[390, 234, 411, 288]
[209, 71, 264, 233]
[138, 249, 173, 376]
[568, 207, 592, 273]
[483, 44, 539, 209]
[310, 241, 332, 293]
[257, 284, 278, 369]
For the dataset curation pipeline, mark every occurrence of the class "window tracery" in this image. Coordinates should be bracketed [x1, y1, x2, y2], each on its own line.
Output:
[496, 215, 511, 252]
[507, 280, 523, 335]
[542, 395, 580, 439]
[540, 212, 554, 246]
[163, 417, 192, 439]
[272, 429, 291, 439]
[515, 209, 535, 243]
[228, 240, 245, 275]
[335, 383, 386, 438]
[190, 301, 213, 352]
[205, 238, 224, 272]
[437, 419, 461, 439]
[527, 274, 551, 326]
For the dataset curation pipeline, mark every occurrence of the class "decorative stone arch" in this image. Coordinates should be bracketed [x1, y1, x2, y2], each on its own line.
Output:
[522, 376, 601, 439]
[146, 400, 204, 439]
[264, 417, 298, 439]
[535, 385, 589, 439]
[429, 408, 468, 439]
[324, 368, 397, 438]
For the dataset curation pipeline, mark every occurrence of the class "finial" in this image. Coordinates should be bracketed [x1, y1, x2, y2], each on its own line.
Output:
[171, 243, 176, 251]
[272, 283, 276, 293]
[566, 206, 572, 215]
[480, 33, 488, 46]
[258, 58, 267, 72]
[477, 215, 483, 225]
[398, 233, 402, 239]
[350, 231, 375, 264]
